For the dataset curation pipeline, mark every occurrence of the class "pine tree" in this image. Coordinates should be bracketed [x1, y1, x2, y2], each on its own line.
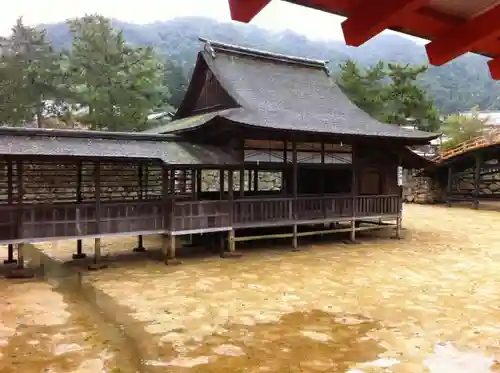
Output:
[337, 59, 441, 132]
[67, 15, 168, 131]
[0, 18, 63, 127]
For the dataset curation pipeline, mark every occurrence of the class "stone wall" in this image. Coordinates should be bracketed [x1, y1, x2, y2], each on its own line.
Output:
[403, 170, 444, 204]
[201, 170, 281, 192]
[453, 169, 500, 196]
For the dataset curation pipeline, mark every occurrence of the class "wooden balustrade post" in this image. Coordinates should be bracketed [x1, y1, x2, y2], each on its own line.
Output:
[89, 161, 106, 270]
[73, 161, 86, 259]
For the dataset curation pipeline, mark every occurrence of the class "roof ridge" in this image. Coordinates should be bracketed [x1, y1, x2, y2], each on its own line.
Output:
[0, 127, 177, 142]
[198, 37, 330, 73]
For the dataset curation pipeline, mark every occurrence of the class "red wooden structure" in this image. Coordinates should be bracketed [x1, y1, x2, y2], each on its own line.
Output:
[227, 0, 500, 79]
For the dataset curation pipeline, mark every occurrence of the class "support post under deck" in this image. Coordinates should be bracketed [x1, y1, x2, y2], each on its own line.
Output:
[163, 234, 181, 265]
[5, 243, 34, 279]
[4, 244, 16, 264]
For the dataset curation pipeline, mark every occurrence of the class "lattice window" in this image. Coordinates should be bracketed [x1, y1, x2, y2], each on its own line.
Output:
[244, 149, 284, 163]
[324, 152, 352, 164]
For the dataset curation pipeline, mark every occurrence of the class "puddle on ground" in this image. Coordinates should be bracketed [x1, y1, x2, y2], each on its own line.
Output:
[145, 309, 384, 373]
[2, 204, 500, 372]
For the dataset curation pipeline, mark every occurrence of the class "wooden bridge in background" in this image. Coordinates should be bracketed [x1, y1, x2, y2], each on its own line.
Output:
[433, 128, 500, 162]
[429, 128, 500, 207]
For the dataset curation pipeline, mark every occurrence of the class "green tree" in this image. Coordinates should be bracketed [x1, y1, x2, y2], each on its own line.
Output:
[441, 107, 487, 149]
[67, 15, 169, 131]
[0, 18, 63, 127]
[383, 63, 440, 131]
[337, 60, 385, 118]
[337, 59, 441, 132]
[163, 60, 188, 109]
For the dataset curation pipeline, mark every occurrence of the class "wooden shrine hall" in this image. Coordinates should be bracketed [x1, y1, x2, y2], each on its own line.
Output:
[0, 40, 438, 270]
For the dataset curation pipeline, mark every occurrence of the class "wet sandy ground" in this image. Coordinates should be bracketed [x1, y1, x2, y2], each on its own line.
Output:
[3, 204, 500, 372]
[0, 280, 134, 373]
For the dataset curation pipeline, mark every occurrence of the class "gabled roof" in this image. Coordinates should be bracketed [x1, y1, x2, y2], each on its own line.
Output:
[154, 39, 438, 144]
[143, 109, 234, 134]
[0, 127, 237, 165]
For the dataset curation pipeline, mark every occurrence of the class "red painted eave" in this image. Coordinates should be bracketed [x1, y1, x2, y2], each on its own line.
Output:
[229, 0, 271, 23]
[227, 0, 500, 80]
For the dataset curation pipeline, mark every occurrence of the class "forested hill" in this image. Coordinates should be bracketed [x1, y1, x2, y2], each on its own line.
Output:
[42, 16, 500, 114]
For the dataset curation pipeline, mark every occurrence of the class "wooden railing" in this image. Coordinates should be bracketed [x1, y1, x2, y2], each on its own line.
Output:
[232, 194, 399, 228]
[0, 194, 401, 242]
[233, 197, 292, 226]
[0, 200, 165, 242]
[296, 194, 353, 220]
[171, 200, 231, 232]
[355, 195, 400, 216]
[434, 129, 500, 161]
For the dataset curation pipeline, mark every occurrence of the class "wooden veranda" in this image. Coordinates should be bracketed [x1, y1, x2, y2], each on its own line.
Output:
[0, 127, 409, 271]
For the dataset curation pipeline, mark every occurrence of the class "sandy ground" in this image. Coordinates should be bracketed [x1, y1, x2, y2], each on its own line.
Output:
[0, 281, 119, 373]
[3, 204, 500, 372]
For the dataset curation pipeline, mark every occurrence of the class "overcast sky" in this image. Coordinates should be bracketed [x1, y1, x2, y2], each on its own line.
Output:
[0, 0, 423, 43]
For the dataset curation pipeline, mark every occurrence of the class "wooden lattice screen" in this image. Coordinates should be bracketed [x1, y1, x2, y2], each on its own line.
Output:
[0, 158, 164, 205]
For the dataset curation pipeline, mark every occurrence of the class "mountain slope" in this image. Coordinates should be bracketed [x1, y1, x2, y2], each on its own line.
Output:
[41, 16, 500, 114]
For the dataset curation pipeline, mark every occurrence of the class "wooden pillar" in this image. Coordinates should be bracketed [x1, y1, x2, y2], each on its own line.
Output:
[392, 158, 403, 240]
[282, 140, 288, 196]
[73, 161, 86, 259]
[247, 169, 252, 193]
[253, 168, 258, 192]
[239, 165, 245, 198]
[4, 158, 16, 264]
[163, 233, 181, 265]
[15, 243, 24, 269]
[134, 163, 146, 252]
[473, 155, 481, 209]
[196, 168, 202, 199]
[16, 159, 23, 247]
[446, 165, 453, 207]
[89, 161, 106, 270]
[219, 169, 225, 199]
[349, 144, 358, 243]
[223, 169, 240, 257]
[163, 167, 181, 265]
[320, 142, 326, 218]
[292, 139, 298, 250]
[192, 169, 198, 200]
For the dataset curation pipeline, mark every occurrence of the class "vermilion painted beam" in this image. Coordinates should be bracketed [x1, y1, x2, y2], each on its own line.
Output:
[488, 58, 500, 80]
[426, 4, 500, 66]
[228, 0, 271, 23]
[341, 0, 431, 47]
